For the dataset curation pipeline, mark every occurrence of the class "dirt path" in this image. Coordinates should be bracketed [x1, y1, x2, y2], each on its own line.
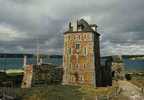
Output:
[118, 80, 144, 100]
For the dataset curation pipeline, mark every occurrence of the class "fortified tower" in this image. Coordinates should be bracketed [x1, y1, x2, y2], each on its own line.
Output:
[63, 19, 101, 87]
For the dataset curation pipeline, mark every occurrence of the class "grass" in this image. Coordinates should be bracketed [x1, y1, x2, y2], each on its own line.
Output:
[6, 69, 24, 75]
[13, 81, 119, 100]
[111, 94, 129, 100]
[17, 85, 84, 100]
[79, 85, 116, 96]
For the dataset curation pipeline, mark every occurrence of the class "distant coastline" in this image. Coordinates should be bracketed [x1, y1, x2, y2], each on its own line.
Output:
[0, 54, 143, 73]
[0, 53, 143, 59]
[0, 53, 62, 58]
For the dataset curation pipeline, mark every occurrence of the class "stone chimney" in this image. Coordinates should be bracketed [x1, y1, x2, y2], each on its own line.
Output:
[90, 24, 97, 31]
[71, 20, 78, 31]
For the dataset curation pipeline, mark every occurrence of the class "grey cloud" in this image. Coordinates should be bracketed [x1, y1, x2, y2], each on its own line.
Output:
[0, 0, 144, 55]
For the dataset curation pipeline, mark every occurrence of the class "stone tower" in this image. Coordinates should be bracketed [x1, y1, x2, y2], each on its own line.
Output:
[63, 19, 101, 87]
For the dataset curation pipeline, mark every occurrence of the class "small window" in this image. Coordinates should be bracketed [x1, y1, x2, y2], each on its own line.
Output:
[80, 75, 84, 81]
[76, 44, 80, 49]
[84, 48, 87, 56]
[83, 64, 86, 69]
[68, 35, 71, 40]
[84, 34, 87, 38]
[74, 35, 76, 40]
[87, 34, 89, 39]
[69, 63, 71, 69]
[76, 64, 79, 69]
[68, 48, 71, 54]
[78, 35, 81, 40]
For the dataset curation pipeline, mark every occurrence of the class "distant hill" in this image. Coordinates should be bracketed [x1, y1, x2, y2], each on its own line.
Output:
[122, 55, 144, 59]
[0, 53, 62, 58]
[101, 55, 144, 59]
[0, 54, 143, 59]
[0, 53, 33, 58]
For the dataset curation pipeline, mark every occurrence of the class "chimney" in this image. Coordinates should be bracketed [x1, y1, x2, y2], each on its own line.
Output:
[90, 24, 97, 31]
[71, 20, 78, 31]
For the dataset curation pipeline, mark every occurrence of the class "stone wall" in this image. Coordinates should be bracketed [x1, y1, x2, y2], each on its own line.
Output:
[21, 65, 33, 88]
[21, 64, 63, 88]
[63, 32, 96, 86]
[111, 56, 125, 80]
[63, 19, 112, 87]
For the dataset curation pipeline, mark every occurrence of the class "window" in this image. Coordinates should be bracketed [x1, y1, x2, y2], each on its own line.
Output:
[76, 44, 80, 49]
[74, 35, 76, 40]
[68, 35, 70, 40]
[76, 64, 79, 69]
[83, 64, 86, 69]
[84, 48, 87, 56]
[69, 63, 72, 69]
[68, 48, 71, 54]
[84, 34, 87, 38]
[79, 75, 84, 81]
[78, 35, 81, 40]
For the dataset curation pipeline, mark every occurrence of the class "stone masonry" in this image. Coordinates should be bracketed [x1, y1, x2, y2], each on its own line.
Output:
[63, 19, 111, 87]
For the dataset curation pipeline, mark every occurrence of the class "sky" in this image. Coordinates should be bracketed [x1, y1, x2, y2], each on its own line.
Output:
[0, 0, 144, 56]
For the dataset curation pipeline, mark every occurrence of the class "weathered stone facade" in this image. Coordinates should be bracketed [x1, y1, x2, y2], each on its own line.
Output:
[63, 19, 103, 87]
[21, 65, 33, 88]
[111, 55, 125, 80]
[21, 64, 62, 88]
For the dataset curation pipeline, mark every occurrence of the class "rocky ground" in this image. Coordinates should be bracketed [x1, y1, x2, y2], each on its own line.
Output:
[118, 80, 144, 100]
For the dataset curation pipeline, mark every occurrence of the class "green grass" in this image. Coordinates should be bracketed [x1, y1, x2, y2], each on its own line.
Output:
[17, 85, 84, 100]
[6, 69, 24, 74]
[13, 84, 119, 100]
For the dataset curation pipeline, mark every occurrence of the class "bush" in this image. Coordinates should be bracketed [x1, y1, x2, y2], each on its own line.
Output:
[125, 74, 131, 80]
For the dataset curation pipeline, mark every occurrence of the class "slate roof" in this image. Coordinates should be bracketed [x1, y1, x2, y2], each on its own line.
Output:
[64, 19, 100, 35]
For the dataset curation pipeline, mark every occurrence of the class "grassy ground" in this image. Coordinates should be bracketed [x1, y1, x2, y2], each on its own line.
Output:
[13, 84, 118, 100]
[6, 69, 24, 74]
[14, 85, 81, 100]
[110, 94, 129, 100]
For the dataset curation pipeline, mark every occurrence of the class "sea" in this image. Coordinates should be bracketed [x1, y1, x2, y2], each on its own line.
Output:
[0, 57, 143, 72]
[0, 57, 62, 70]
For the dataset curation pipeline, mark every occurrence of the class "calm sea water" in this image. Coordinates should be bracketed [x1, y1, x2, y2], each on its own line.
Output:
[0, 57, 62, 70]
[123, 59, 144, 72]
[0, 57, 143, 72]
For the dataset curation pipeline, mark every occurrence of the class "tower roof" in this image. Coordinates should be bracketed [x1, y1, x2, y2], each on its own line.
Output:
[64, 19, 100, 36]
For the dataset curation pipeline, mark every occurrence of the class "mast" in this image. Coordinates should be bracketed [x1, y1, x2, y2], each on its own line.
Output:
[36, 38, 40, 65]
[23, 55, 27, 67]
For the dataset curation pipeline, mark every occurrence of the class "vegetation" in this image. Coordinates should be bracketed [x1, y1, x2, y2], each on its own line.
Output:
[125, 74, 132, 80]
[11, 85, 82, 100]
[111, 94, 129, 100]
[0, 71, 23, 87]
[129, 56, 144, 60]
[14, 81, 119, 100]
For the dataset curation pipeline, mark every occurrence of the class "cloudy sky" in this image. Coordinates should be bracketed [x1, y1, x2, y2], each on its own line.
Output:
[0, 0, 144, 56]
